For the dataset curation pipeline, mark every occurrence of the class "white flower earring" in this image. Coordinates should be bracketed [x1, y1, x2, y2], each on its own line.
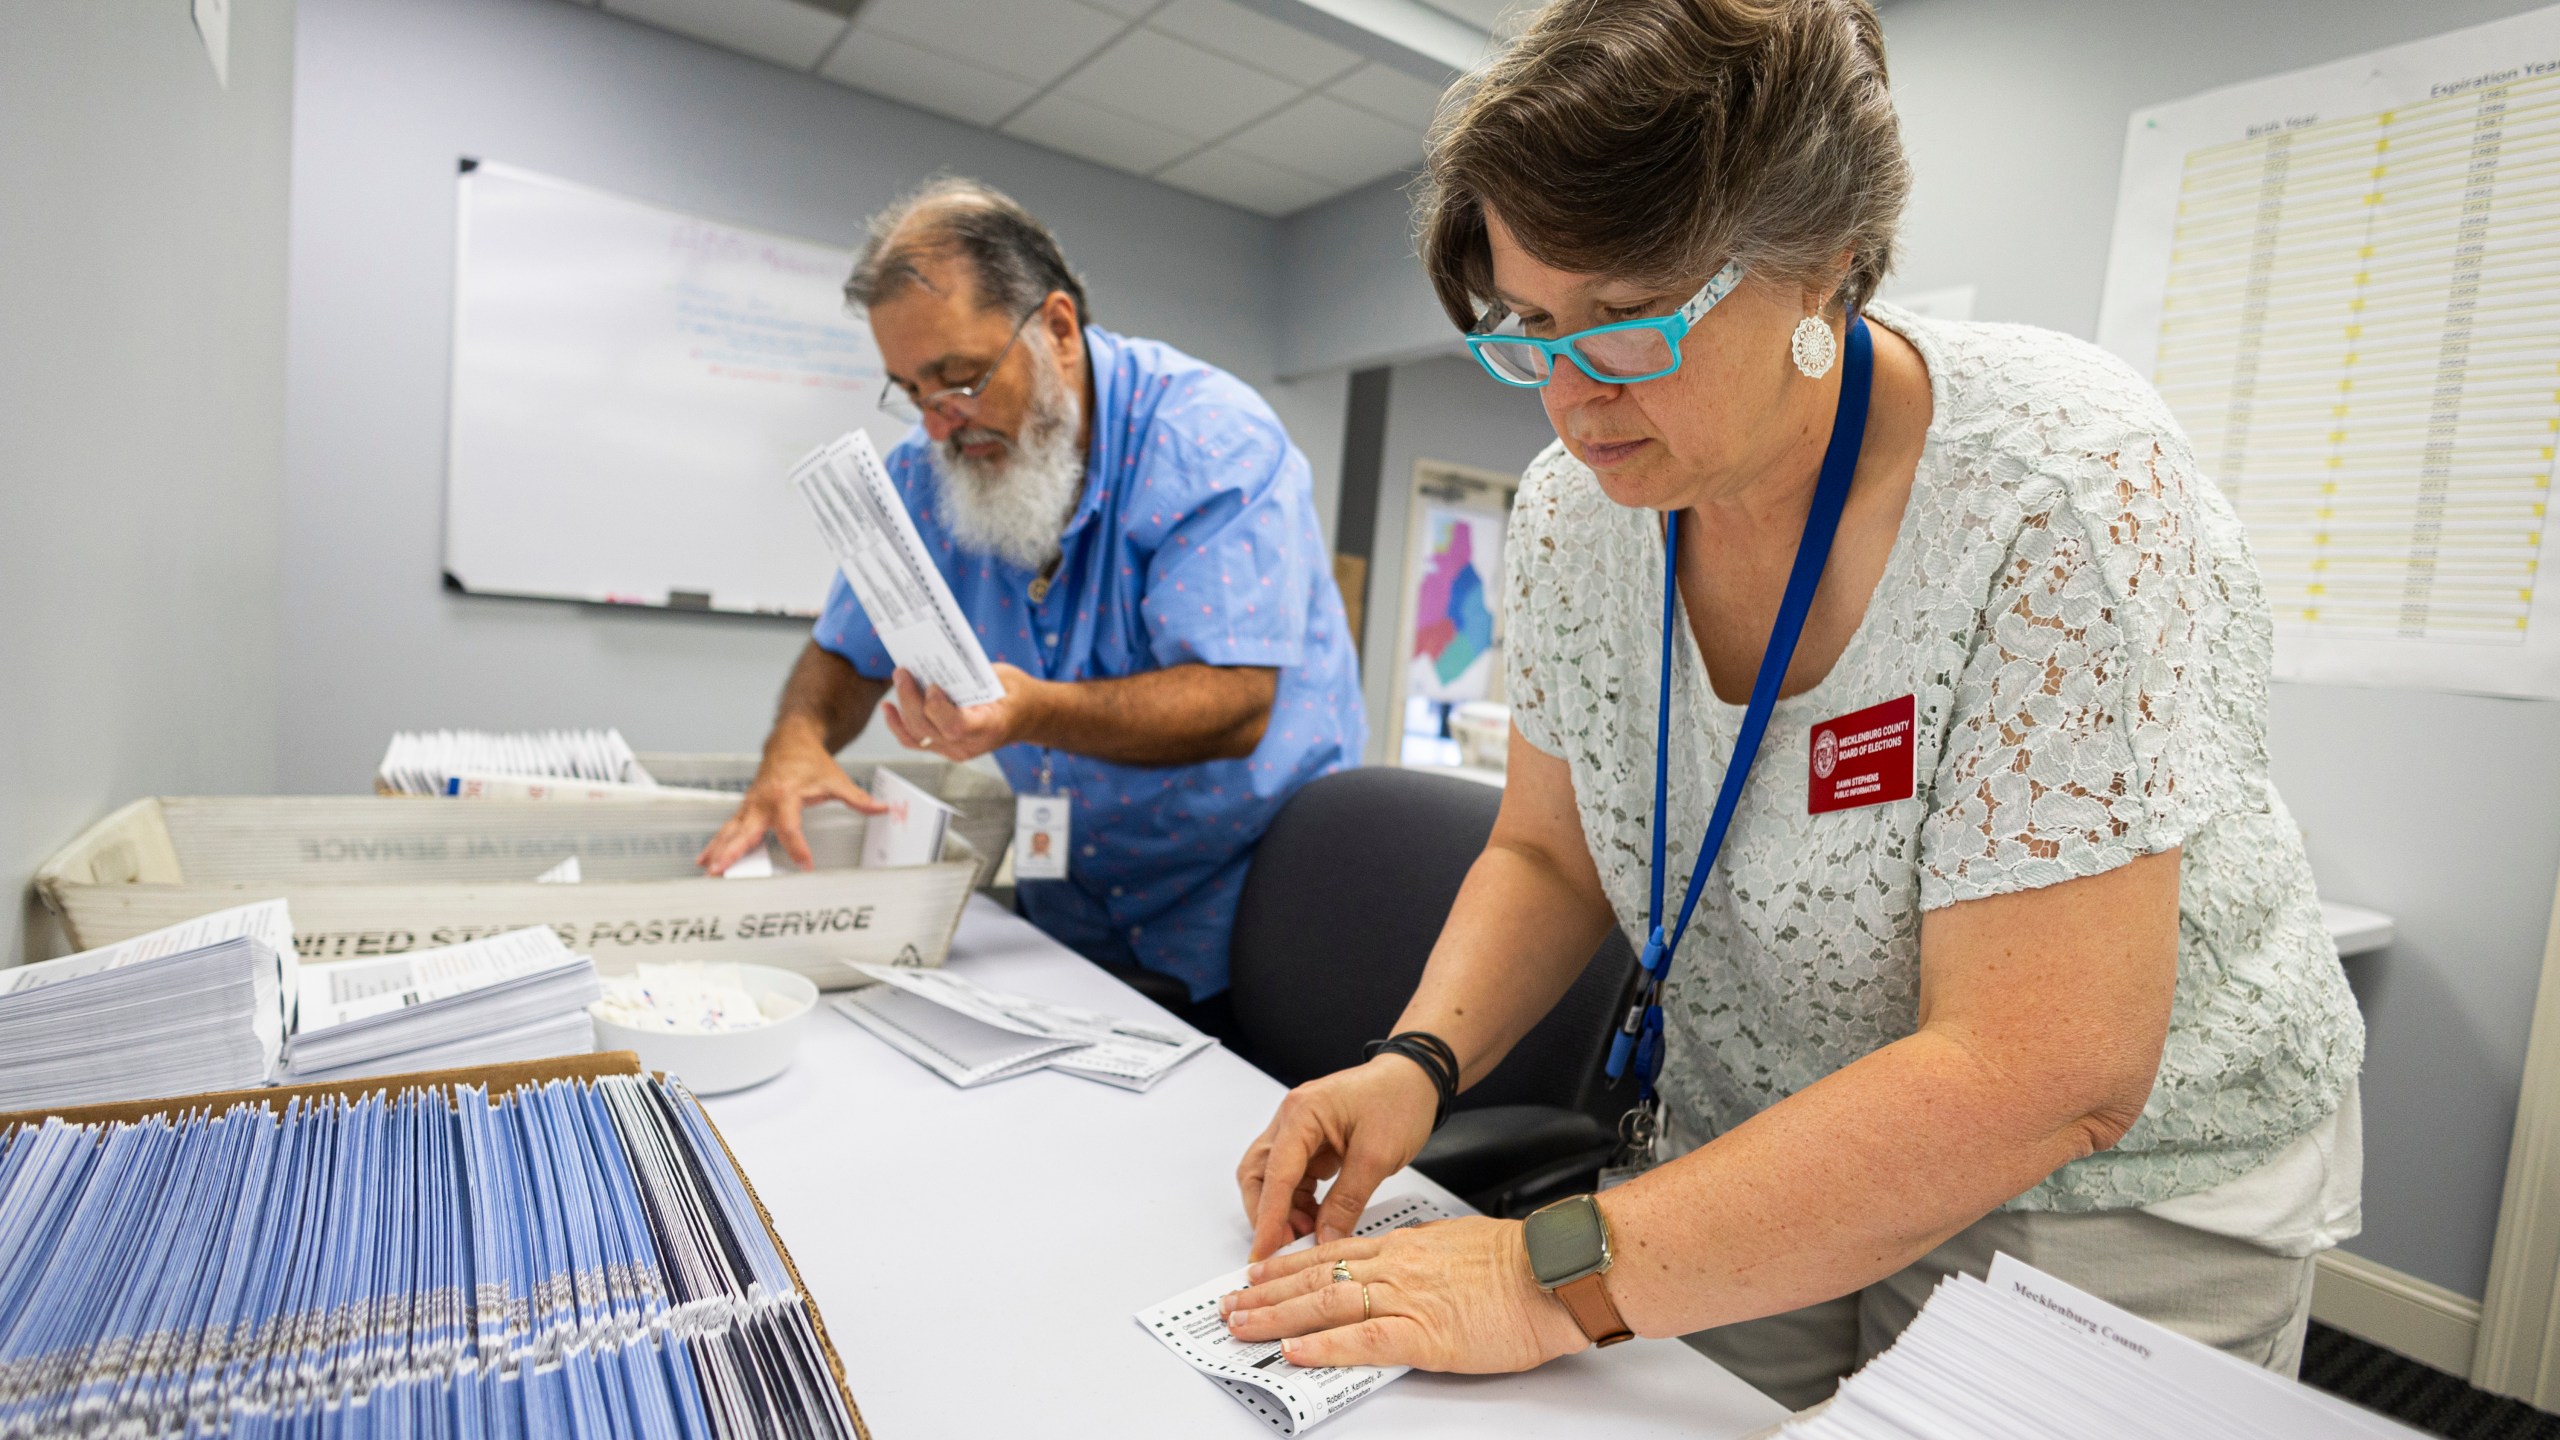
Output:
[1791, 315, 1837, 378]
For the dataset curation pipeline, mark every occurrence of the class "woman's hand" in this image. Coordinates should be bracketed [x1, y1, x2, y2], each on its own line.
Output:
[1235, 1058, 1439, 1260]
[1217, 1217, 1589, 1372]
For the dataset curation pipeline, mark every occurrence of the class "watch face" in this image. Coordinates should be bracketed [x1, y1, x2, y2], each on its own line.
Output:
[1524, 1196, 1609, 1287]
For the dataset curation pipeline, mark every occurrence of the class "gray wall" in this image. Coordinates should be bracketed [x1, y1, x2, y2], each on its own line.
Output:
[0, 2, 297, 966]
[1881, 0, 2560, 1306]
[1278, 173, 1458, 378]
[280, 0, 1293, 792]
[1359, 356, 1560, 760]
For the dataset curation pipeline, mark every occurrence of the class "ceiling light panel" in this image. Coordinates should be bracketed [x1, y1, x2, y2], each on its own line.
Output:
[855, 0, 1128, 88]
[599, 0, 847, 69]
[1056, 28, 1304, 142]
[1146, 0, 1365, 87]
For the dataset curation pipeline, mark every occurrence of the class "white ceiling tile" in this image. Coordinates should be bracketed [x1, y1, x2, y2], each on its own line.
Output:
[1056, 28, 1303, 143]
[1145, 0, 1362, 87]
[1223, 93, 1421, 188]
[1002, 92, 1200, 175]
[1324, 62, 1449, 131]
[1077, 0, 1152, 15]
[600, 0, 847, 69]
[856, 0, 1126, 88]
[819, 29, 1040, 127]
[1156, 147, 1343, 216]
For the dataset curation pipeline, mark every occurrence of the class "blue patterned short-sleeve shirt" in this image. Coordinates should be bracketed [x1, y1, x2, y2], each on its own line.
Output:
[813, 326, 1366, 998]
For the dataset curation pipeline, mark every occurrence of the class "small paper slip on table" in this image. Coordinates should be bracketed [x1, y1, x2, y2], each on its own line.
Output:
[701, 895, 1788, 1439]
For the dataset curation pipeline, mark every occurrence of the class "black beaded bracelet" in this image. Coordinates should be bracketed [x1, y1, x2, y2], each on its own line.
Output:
[1365, 1031, 1460, 1131]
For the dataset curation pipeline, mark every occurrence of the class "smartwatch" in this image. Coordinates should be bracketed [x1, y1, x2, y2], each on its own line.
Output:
[1522, 1193, 1634, 1346]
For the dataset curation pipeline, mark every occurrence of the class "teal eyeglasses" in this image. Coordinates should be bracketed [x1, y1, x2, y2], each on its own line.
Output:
[1465, 261, 1747, 388]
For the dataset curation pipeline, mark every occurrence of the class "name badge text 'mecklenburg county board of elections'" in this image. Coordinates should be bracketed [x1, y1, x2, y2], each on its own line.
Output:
[1809, 694, 1915, 815]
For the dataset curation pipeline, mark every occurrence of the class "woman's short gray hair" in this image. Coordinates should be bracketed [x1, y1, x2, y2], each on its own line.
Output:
[1417, 0, 1909, 329]
[845, 176, 1092, 323]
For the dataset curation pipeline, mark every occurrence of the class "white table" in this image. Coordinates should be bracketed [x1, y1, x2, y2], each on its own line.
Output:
[703, 896, 1787, 1439]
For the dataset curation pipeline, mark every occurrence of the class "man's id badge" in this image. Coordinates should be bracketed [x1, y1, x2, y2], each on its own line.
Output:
[1809, 694, 1915, 814]
[1014, 793, 1071, 880]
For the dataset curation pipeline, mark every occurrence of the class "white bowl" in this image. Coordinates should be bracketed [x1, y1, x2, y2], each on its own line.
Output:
[589, 963, 818, 1095]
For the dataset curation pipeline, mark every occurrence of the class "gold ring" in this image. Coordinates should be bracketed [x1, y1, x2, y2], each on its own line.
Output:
[1331, 1260, 1353, 1285]
[1362, 1283, 1373, 1322]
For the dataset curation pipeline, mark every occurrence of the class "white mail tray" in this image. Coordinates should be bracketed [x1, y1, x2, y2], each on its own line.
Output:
[33, 791, 979, 989]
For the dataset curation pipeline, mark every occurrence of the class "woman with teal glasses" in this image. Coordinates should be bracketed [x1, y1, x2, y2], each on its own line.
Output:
[1225, 0, 2363, 1410]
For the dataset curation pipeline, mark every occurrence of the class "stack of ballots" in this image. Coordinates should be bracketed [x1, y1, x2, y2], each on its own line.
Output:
[0, 901, 602, 1109]
[0, 1066, 862, 1439]
[375, 726, 653, 796]
[835, 962, 1214, 1091]
[1785, 1253, 2422, 1438]
[0, 900, 295, 1109]
[282, 925, 601, 1082]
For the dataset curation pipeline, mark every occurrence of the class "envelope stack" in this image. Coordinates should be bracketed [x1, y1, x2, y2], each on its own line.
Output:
[0, 1073, 858, 1440]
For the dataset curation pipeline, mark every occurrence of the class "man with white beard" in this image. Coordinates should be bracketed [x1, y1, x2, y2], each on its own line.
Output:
[700, 179, 1365, 1034]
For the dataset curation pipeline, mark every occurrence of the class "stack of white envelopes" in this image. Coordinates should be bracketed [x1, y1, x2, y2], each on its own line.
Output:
[375, 726, 653, 795]
[283, 926, 601, 1082]
[0, 901, 296, 1110]
[1787, 1254, 2424, 1438]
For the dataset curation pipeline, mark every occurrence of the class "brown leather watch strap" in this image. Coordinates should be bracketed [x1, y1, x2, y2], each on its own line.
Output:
[1554, 1272, 1634, 1347]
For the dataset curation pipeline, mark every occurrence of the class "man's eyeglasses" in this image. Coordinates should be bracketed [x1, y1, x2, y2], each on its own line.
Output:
[879, 307, 1040, 423]
[1464, 261, 1748, 388]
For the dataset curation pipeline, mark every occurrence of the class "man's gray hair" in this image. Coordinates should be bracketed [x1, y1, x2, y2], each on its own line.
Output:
[845, 177, 1093, 323]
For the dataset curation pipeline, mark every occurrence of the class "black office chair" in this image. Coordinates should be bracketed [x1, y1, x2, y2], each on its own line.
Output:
[1228, 766, 1636, 1217]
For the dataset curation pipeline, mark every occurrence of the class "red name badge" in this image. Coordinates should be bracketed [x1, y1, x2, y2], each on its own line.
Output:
[1809, 694, 1916, 814]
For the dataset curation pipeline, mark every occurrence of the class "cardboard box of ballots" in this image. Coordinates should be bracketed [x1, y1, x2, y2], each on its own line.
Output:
[35, 793, 979, 989]
[0, 1049, 871, 1440]
[640, 754, 1017, 889]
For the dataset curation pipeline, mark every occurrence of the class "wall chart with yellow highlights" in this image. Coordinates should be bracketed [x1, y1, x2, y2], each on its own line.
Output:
[2099, 6, 2560, 699]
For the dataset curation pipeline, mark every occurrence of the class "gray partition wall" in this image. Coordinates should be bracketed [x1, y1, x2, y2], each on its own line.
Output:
[0, 3, 298, 967]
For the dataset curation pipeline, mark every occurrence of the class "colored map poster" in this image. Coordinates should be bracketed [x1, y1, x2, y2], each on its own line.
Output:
[1406, 505, 1506, 703]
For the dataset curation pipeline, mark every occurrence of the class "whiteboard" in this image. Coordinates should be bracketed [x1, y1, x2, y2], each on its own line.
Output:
[2095, 7, 2560, 699]
[443, 161, 908, 617]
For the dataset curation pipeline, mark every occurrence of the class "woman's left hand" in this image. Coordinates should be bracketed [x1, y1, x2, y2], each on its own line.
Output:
[1217, 1216, 1592, 1373]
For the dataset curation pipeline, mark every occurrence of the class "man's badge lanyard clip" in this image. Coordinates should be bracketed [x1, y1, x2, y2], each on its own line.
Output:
[1607, 314, 1875, 1165]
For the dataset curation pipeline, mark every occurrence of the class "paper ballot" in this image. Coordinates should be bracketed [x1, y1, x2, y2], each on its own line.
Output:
[285, 926, 601, 1081]
[1138, 1195, 1452, 1434]
[1783, 1254, 2423, 1439]
[837, 962, 1215, 1090]
[792, 431, 1004, 707]
[0, 900, 300, 1109]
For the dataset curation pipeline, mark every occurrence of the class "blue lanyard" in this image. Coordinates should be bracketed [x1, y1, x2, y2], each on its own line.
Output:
[1606, 314, 1875, 1100]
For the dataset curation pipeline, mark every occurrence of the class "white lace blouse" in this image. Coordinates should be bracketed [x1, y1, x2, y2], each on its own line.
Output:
[1504, 304, 2365, 1213]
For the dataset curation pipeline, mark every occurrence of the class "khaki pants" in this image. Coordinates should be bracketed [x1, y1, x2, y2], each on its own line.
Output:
[1684, 1208, 2319, 1412]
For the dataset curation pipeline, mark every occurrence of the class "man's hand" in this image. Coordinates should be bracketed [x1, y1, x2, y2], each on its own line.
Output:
[878, 663, 1046, 763]
[696, 731, 887, 873]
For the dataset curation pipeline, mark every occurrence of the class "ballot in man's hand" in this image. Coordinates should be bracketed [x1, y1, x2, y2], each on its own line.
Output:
[696, 739, 886, 874]
[878, 663, 1041, 763]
